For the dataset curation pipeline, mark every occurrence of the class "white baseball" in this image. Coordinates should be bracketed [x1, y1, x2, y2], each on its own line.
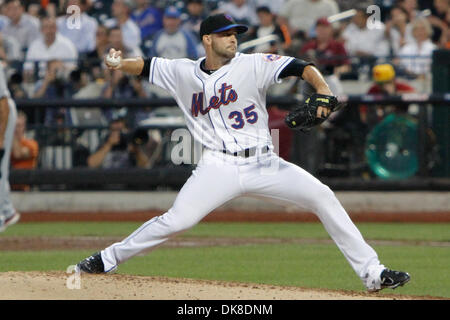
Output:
[106, 54, 121, 67]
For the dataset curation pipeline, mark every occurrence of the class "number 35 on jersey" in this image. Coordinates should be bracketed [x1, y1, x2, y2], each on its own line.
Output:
[191, 82, 258, 129]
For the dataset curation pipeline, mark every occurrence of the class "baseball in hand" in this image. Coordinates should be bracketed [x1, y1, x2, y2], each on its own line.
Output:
[106, 54, 121, 67]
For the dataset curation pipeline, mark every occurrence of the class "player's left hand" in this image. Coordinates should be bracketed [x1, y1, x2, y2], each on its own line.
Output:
[285, 93, 340, 132]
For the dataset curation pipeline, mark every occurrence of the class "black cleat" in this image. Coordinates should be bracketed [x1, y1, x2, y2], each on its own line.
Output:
[76, 252, 105, 273]
[379, 269, 411, 290]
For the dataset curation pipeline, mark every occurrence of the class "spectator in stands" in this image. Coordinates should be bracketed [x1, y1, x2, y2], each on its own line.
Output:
[278, 0, 339, 39]
[398, 17, 437, 78]
[105, 0, 141, 53]
[368, 64, 417, 95]
[0, 31, 21, 62]
[341, 7, 390, 59]
[32, 59, 76, 125]
[56, 0, 98, 54]
[385, 6, 414, 56]
[87, 0, 114, 23]
[398, 0, 420, 22]
[361, 63, 416, 126]
[24, 15, 78, 79]
[87, 114, 152, 169]
[102, 68, 147, 100]
[299, 17, 350, 96]
[428, 0, 449, 47]
[149, 6, 198, 60]
[83, 24, 109, 78]
[182, 0, 207, 41]
[248, 0, 286, 15]
[101, 26, 146, 100]
[246, 6, 291, 53]
[10, 111, 39, 191]
[33, 59, 73, 99]
[7, 72, 28, 99]
[41, 0, 62, 17]
[0, 13, 10, 31]
[107, 26, 142, 58]
[2, 0, 40, 53]
[131, 0, 163, 41]
[26, 2, 41, 18]
[219, 0, 259, 27]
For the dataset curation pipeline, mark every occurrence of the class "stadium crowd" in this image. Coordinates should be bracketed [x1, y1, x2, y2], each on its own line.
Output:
[0, 0, 448, 173]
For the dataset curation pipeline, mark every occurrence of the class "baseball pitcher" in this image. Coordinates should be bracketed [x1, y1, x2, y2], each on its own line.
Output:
[76, 14, 410, 292]
[0, 62, 20, 232]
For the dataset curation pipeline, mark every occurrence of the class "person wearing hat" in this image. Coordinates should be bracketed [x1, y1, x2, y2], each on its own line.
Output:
[360, 63, 416, 126]
[245, 6, 291, 53]
[181, 0, 207, 42]
[104, 0, 141, 53]
[87, 111, 152, 169]
[148, 6, 199, 60]
[77, 13, 411, 294]
[300, 17, 350, 97]
[131, 0, 163, 41]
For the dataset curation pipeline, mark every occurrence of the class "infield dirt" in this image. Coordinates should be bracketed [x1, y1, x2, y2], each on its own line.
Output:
[1, 271, 418, 300]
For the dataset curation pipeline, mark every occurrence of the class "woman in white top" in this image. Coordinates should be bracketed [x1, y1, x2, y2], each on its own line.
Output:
[385, 6, 414, 56]
[398, 17, 437, 78]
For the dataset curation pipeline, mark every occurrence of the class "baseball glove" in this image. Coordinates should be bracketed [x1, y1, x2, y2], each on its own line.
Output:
[285, 93, 341, 132]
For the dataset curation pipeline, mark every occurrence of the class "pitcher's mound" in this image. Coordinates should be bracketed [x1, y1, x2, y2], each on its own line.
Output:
[1, 271, 403, 300]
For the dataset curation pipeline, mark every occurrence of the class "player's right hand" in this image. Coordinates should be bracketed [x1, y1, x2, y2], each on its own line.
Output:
[105, 48, 123, 70]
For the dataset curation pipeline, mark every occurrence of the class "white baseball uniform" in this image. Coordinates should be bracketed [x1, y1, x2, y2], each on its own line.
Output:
[101, 53, 385, 290]
[0, 64, 17, 220]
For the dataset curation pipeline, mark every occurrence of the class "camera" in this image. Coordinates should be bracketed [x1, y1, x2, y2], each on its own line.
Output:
[130, 128, 149, 146]
[111, 128, 149, 151]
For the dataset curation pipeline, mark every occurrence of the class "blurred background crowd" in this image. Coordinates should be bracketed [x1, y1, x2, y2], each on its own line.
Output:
[1, 0, 448, 186]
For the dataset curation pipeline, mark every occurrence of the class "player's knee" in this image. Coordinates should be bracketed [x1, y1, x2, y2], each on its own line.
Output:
[164, 209, 200, 234]
[310, 184, 337, 211]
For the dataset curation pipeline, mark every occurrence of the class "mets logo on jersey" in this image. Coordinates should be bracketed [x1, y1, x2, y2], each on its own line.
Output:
[191, 83, 238, 117]
[263, 54, 282, 62]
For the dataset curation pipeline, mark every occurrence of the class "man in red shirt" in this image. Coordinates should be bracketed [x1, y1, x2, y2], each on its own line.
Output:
[299, 17, 350, 96]
[362, 64, 416, 125]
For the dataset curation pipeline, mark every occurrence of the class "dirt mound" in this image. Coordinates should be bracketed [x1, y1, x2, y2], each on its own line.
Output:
[0, 271, 415, 300]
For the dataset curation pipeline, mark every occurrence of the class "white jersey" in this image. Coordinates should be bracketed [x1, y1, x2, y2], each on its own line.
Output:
[148, 52, 294, 153]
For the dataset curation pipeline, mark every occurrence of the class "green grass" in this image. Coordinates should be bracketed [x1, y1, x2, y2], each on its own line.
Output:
[1, 222, 449, 242]
[1, 222, 449, 297]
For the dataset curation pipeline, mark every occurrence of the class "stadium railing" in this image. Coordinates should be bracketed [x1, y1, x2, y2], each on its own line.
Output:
[10, 94, 450, 191]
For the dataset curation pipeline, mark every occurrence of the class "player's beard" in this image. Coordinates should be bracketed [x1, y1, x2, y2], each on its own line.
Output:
[211, 40, 236, 60]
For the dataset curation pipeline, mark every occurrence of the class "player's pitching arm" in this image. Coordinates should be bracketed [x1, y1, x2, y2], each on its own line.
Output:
[301, 65, 333, 119]
[104, 49, 144, 75]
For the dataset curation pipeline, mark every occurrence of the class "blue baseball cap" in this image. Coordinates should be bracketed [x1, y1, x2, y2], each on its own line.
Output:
[200, 14, 248, 38]
[164, 6, 181, 18]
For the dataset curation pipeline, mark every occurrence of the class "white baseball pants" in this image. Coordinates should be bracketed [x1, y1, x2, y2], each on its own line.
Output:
[0, 98, 17, 218]
[102, 149, 385, 289]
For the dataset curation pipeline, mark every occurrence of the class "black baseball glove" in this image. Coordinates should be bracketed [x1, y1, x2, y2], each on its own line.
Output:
[285, 93, 341, 132]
